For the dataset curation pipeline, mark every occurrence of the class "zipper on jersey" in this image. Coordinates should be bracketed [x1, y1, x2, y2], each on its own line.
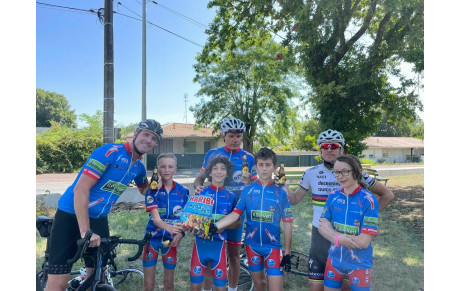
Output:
[340, 194, 350, 263]
[162, 189, 170, 242]
[212, 187, 218, 242]
[260, 185, 264, 247]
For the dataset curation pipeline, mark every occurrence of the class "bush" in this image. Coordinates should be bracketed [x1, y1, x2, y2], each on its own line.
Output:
[36, 123, 103, 173]
[359, 158, 376, 166]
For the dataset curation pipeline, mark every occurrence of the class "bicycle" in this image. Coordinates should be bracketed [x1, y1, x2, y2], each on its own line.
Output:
[36, 215, 149, 291]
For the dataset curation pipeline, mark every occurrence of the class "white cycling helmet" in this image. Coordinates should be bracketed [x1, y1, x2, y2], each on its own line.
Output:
[220, 117, 245, 134]
[317, 129, 345, 147]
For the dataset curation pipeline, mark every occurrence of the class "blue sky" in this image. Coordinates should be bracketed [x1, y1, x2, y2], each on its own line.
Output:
[37, 0, 216, 127]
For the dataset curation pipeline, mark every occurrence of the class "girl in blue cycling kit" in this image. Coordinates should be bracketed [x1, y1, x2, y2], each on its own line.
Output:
[318, 154, 379, 291]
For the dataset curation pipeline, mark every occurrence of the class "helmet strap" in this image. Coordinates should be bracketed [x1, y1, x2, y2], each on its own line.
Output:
[132, 132, 144, 156]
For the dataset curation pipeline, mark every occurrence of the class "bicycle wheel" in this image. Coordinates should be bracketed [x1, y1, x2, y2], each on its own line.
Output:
[289, 250, 309, 276]
[237, 265, 254, 291]
[94, 282, 117, 291]
[112, 268, 143, 286]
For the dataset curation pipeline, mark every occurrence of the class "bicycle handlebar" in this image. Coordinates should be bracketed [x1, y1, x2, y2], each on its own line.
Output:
[67, 232, 151, 265]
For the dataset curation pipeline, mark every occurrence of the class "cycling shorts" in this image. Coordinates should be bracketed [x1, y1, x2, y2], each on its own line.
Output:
[245, 244, 283, 276]
[308, 226, 331, 281]
[142, 239, 177, 270]
[47, 209, 110, 274]
[324, 257, 371, 291]
[226, 211, 245, 246]
[190, 238, 227, 287]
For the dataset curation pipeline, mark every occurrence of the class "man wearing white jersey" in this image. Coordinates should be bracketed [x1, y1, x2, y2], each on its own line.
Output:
[285, 129, 394, 291]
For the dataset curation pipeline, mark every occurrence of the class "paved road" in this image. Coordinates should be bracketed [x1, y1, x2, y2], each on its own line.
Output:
[36, 165, 423, 207]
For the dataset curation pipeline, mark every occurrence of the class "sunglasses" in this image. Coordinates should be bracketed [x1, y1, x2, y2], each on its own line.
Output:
[320, 143, 341, 150]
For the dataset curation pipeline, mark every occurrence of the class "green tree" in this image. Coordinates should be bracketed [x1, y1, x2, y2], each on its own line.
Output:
[293, 119, 321, 150]
[205, 0, 424, 155]
[36, 88, 77, 127]
[192, 34, 306, 153]
[79, 110, 103, 136]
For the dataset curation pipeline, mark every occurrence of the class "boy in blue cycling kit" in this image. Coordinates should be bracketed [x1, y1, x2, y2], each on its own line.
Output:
[319, 155, 379, 291]
[142, 153, 189, 291]
[209, 147, 293, 291]
[194, 117, 257, 291]
[45, 119, 162, 291]
[284, 129, 393, 291]
[189, 156, 240, 291]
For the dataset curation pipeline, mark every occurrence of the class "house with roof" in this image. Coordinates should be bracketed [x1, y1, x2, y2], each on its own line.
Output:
[361, 137, 424, 163]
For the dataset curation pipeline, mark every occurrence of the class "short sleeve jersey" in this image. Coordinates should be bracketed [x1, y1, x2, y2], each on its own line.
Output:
[321, 186, 379, 269]
[144, 181, 190, 241]
[299, 164, 377, 228]
[58, 143, 148, 218]
[234, 180, 293, 249]
[195, 184, 237, 241]
[201, 147, 257, 196]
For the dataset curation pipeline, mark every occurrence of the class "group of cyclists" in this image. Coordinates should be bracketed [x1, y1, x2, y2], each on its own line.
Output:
[43, 117, 394, 291]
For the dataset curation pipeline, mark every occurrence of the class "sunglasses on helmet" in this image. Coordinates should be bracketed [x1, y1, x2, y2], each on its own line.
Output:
[320, 143, 341, 150]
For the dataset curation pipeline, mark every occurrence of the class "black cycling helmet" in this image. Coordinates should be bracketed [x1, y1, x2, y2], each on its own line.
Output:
[132, 119, 163, 155]
[135, 119, 163, 141]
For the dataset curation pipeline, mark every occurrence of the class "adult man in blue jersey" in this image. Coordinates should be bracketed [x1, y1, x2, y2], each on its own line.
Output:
[284, 129, 394, 291]
[45, 119, 163, 291]
[193, 117, 257, 291]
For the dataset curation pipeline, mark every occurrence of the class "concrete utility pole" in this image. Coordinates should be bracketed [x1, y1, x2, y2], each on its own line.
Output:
[142, 0, 147, 120]
[103, 0, 115, 144]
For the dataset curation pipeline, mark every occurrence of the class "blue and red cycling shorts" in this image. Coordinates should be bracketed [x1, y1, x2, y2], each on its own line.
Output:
[190, 238, 227, 287]
[245, 244, 283, 276]
[142, 239, 177, 270]
[324, 257, 371, 291]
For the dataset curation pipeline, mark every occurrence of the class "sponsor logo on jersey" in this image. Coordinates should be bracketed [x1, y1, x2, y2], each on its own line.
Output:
[158, 208, 166, 215]
[354, 219, 361, 227]
[337, 198, 345, 204]
[146, 195, 154, 204]
[333, 222, 359, 235]
[215, 269, 223, 278]
[352, 277, 360, 285]
[251, 210, 274, 222]
[267, 259, 275, 267]
[317, 175, 327, 179]
[269, 206, 276, 212]
[251, 256, 261, 264]
[327, 271, 335, 279]
[364, 216, 378, 227]
[166, 257, 173, 263]
[233, 170, 242, 182]
[105, 145, 122, 157]
[121, 158, 128, 164]
[173, 205, 183, 216]
[101, 180, 128, 195]
[87, 159, 106, 173]
[284, 207, 292, 216]
[193, 266, 202, 275]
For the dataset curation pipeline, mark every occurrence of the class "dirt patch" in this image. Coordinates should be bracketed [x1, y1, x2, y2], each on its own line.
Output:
[111, 202, 145, 213]
[384, 185, 424, 239]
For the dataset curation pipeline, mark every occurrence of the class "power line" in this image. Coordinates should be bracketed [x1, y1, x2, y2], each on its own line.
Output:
[149, 1, 209, 29]
[36, 2, 97, 14]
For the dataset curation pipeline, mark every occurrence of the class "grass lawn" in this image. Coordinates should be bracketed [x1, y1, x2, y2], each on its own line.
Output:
[36, 174, 424, 290]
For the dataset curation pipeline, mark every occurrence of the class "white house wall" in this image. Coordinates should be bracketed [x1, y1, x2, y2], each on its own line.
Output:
[362, 148, 424, 163]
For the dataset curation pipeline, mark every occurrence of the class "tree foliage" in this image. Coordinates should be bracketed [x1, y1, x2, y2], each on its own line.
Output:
[192, 33, 306, 153]
[374, 113, 424, 139]
[36, 88, 77, 127]
[204, 0, 424, 155]
[293, 119, 322, 151]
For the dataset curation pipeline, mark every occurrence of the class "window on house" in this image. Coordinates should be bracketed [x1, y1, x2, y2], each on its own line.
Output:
[382, 152, 388, 157]
[369, 154, 374, 158]
[184, 141, 196, 153]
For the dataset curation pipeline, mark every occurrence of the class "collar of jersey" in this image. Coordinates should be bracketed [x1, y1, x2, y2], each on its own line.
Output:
[323, 161, 334, 169]
[160, 180, 176, 191]
[124, 142, 143, 160]
[209, 184, 225, 191]
[224, 146, 241, 154]
[256, 180, 275, 187]
[340, 185, 362, 197]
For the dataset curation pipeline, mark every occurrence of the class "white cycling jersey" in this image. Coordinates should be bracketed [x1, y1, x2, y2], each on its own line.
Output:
[299, 164, 377, 228]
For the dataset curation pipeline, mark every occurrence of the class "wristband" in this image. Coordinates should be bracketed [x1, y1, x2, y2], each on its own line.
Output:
[335, 235, 340, 247]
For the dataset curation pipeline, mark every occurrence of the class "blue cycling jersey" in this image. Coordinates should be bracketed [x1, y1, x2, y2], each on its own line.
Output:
[201, 147, 257, 196]
[58, 143, 148, 218]
[234, 180, 293, 249]
[321, 186, 379, 270]
[145, 181, 190, 241]
[194, 184, 237, 241]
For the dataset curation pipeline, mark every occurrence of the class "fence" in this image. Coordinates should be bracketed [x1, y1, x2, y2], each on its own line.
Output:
[146, 153, 320, 170]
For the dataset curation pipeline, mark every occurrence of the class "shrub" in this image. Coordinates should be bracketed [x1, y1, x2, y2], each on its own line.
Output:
[360, 158, 376, 166]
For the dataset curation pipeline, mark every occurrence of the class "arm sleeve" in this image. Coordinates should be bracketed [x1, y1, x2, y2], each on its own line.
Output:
[298, 170, 311, 191]
[321, 195, 333, 221]
[234, 190, 246, 215]
[134, 163, 148, 188]
[361, 170, 377, 190]
[248, 154, 258, 181]
[81, 144, 117, 181]
[281, 188, 293, 222]
[361, 192, 379, 235]
[145, 190, 159, 212]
